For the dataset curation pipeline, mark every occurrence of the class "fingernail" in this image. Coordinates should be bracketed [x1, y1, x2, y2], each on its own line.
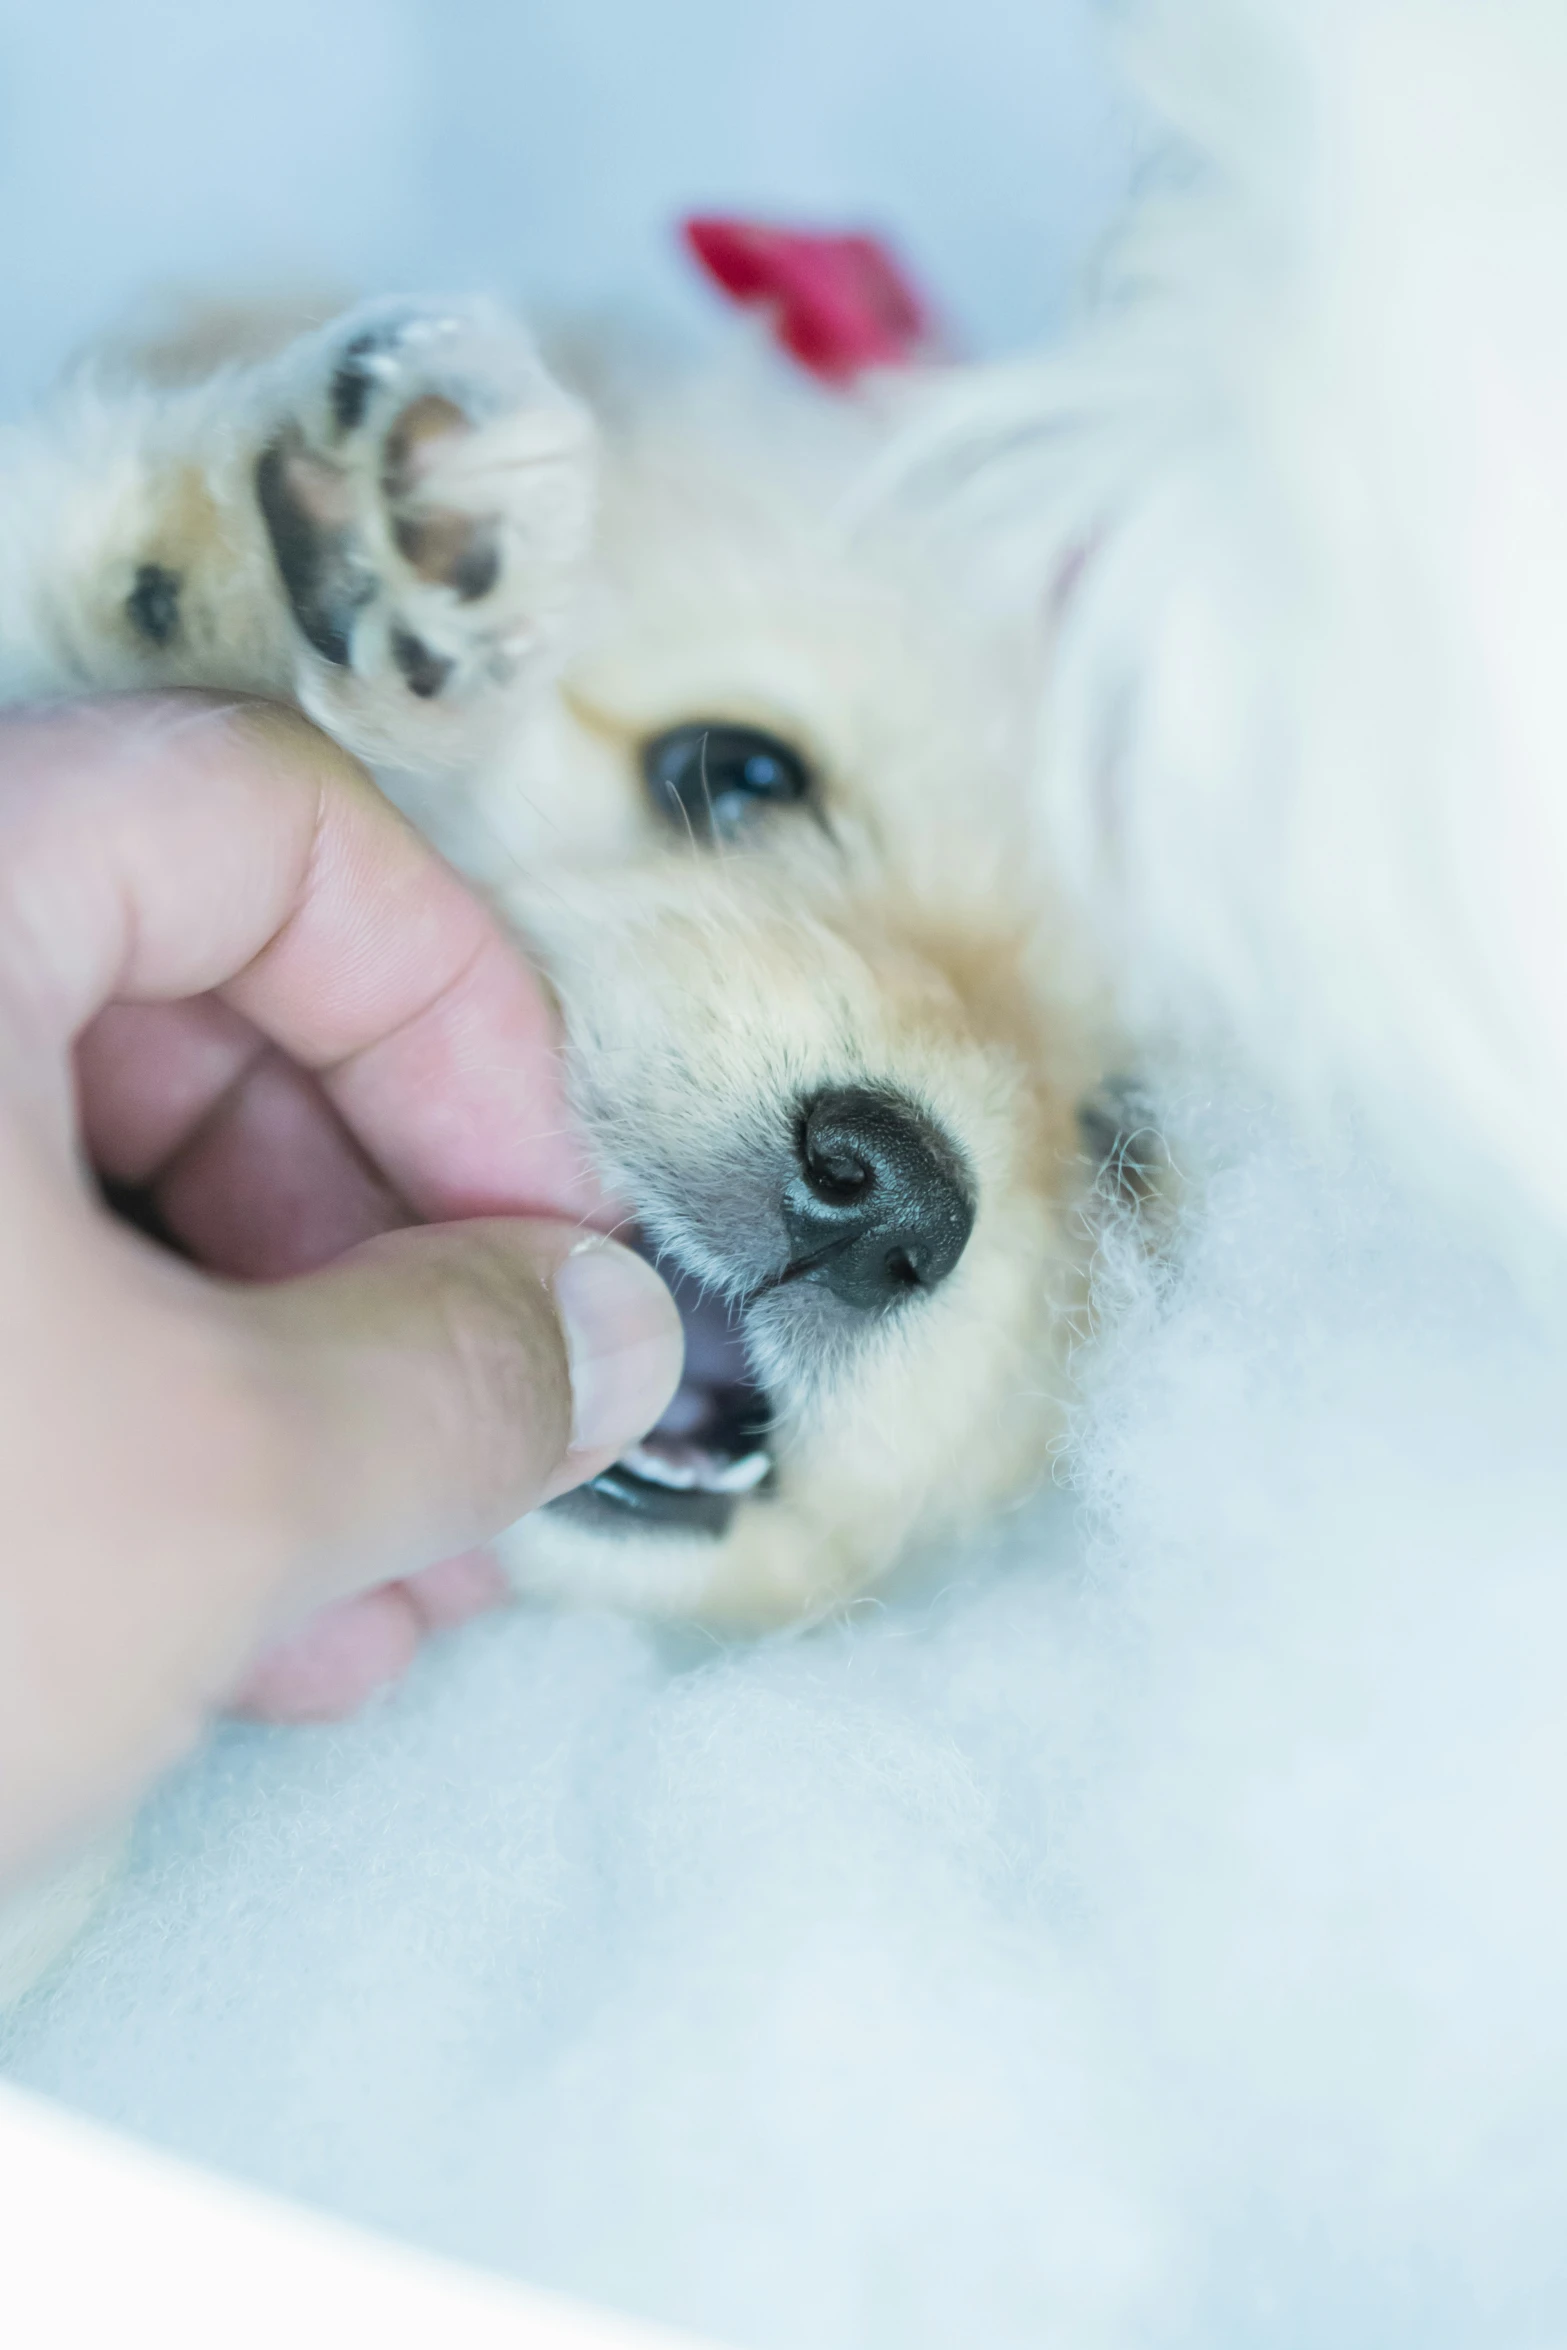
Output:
[553, 1239, 684, 1458]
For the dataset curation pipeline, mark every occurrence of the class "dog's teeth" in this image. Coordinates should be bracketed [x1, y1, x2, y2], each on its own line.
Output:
[709, 1450, 771, 1494]
[618, 1439, 771, 1496]
[620, 1441, 701, 1491]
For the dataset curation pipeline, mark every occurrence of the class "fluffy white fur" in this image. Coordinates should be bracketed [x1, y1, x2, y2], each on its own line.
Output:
[911, 0, 1567, 1252]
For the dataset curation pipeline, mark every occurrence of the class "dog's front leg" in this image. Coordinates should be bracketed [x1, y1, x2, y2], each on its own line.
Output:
[0, 351, 327, 713]
[0, 299, 595, 779]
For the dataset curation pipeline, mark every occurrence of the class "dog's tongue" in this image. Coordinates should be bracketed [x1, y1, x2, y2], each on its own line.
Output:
[614, 1251, 772, 1500]
[635, 1253, 754, 1439]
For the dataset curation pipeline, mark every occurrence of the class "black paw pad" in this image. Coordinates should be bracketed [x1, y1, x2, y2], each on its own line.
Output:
[380, 395, 468, 501]
[126, 563, 181, 647]
[256, 435, 375, 667]
[447, 524, 500, 603]
[390, 626, 454, 699]
[329, 323, 406, 436]
[391, 512, 500, 602]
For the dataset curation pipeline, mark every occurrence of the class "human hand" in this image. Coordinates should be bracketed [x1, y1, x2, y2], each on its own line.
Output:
[0, 695, 682, 1886]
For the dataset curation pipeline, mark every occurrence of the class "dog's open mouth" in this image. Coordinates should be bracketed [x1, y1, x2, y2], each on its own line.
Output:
[555, 1251, 775, 1539]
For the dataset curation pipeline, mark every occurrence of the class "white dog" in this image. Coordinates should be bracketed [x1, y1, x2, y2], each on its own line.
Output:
[904, 0, 1567, 1254]
[0, 251, 1137, 1997]
[0, 290, 1122, 1643]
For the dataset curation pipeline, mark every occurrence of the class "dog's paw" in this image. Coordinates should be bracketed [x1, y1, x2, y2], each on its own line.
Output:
[254, 298, 594, 765]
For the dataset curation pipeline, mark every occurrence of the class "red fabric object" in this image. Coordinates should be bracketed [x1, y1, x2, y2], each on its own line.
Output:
[683, 217, 937, 384]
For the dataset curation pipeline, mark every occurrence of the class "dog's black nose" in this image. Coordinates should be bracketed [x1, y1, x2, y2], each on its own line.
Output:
[782, 1088, 975, 1312]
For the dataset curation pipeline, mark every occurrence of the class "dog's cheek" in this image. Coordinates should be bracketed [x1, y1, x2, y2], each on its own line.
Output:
[814, 1214, 1074, 1551]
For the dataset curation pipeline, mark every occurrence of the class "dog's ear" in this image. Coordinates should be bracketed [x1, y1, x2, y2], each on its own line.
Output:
[682, 217, 940, 384]
[1077, 1078, 1170, 1212]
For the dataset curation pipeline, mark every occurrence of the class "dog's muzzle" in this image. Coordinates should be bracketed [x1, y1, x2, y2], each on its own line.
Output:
[775, 1087, 974, 1311]
[552, 1087, 976, 1541]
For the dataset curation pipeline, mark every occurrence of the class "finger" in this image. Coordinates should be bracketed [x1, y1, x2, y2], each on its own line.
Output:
[229, 1551, 510, 1723]
[227, 1587, 424, 1724]
[0, 695, 608, 1223]
[79, 1002, 412, 1278]
[154, 1048, 410, 1278]
[403, 1548, 512, 1630]
[226, 1220, 682, 1616]
[76, 997, 264, 1180]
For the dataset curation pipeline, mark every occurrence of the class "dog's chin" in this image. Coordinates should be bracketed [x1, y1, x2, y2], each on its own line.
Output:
[547, 1249, 778, 1545]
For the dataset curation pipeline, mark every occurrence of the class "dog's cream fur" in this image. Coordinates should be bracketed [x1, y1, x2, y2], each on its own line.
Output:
[905, 0, 1567, 1254]
[0, 297, 1112, 1648]
[0, 290, 1128, 1994]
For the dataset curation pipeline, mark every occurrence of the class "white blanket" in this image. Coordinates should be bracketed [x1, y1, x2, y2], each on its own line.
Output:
[7, 1096, 1566, 2347]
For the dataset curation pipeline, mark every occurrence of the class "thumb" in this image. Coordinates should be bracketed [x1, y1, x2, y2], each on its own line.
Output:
[229, 1220, 683, 1616]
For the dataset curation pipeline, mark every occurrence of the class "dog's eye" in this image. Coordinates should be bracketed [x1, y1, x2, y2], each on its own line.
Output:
[641, 722, 814, 841]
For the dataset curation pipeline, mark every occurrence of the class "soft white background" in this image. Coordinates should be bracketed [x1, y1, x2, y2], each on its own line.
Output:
[0, 0, 1131, 411]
